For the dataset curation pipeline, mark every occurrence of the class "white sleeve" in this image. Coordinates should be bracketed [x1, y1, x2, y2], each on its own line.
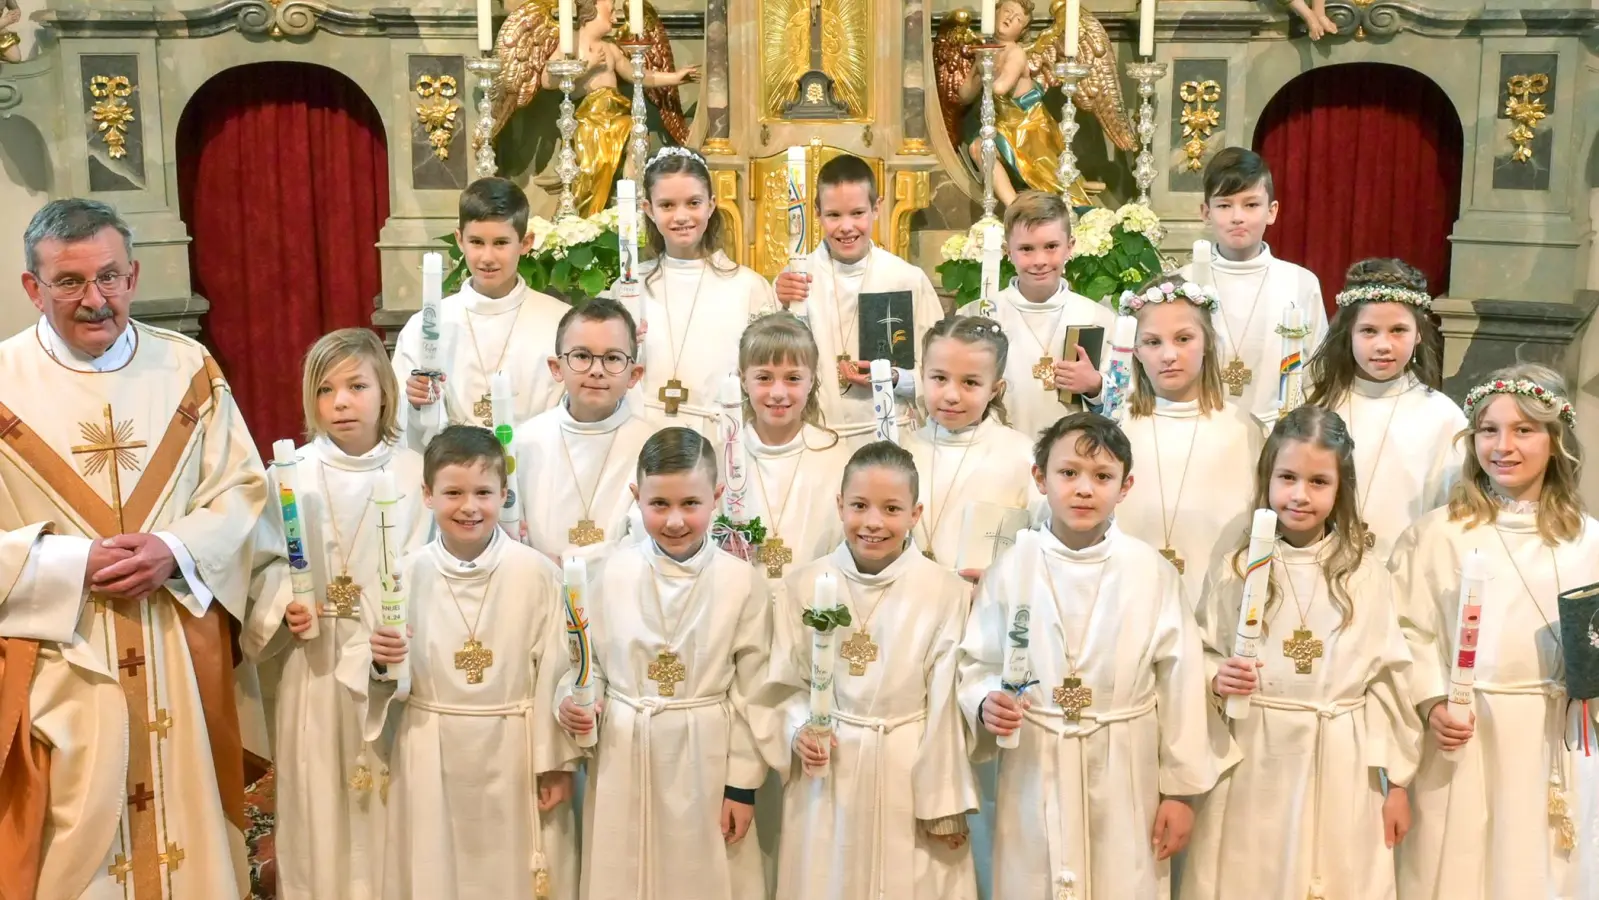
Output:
[155, 531, 213, 615]
[0, 532, 92, 642]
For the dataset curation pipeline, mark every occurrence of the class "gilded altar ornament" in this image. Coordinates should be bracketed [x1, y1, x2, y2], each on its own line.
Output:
[761, 0, 869, 120]
[490, 0, 695, 217]
[1178, 80, 1221, 173]
[935, 2, 1134, 207]
[88, 75, 136, 161]
[415, 75, 463, 162]
[1505, 73, 1549, 164]
[0, 0, 21, 64]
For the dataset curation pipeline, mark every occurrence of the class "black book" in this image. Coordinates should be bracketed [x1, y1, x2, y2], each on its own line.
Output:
[1058, 324, 1105, 407]
[858, 290, 916, 371]
[1557, 581, 1599, 701]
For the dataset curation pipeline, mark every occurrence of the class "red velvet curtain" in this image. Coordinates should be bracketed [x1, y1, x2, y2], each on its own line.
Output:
[177, 62, 390, 459]
[1253, 62, 1463, 310]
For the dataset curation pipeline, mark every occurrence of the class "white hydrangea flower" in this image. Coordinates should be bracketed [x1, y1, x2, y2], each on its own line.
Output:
[1115, 203, 1162, 240]
[528, 216, 557, 254]
[554, 215, 601, 247]
[1078, 207, 1118, 232]
[590, 206, 620, 230]
[941, 233, 969, 262]
[1072, 224, 1113, 257]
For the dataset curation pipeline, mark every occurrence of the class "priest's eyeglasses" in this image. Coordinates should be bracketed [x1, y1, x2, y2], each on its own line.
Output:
[558, 349, 633, 374]
[37, 272, 135, 301]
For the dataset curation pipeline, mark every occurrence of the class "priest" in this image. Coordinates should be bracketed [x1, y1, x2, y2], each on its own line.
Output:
[0, 199, 283, 898]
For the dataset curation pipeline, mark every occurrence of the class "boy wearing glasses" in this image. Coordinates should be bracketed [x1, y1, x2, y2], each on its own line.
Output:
[513, 298, 655, 561]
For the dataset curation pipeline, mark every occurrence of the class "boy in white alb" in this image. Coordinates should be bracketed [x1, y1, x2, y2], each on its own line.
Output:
[775, 155, 947, 448]
[395, 177, 570, 450]
[1179, 148, 1325, 431]
[514, 298, 656, 562]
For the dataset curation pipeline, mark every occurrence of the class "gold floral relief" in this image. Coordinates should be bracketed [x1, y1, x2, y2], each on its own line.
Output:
[415, 75, 462, 161]
[1505, 73, 1549, 164]
[751, 145, 884, 279]
[88, 75, 135, 160]
[760, 0, 870, 122]
[1178, 80, 1222, 173]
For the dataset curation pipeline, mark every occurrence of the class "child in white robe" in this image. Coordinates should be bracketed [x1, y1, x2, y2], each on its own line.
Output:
[514, 298, 655, 562]
[619, 148, 778, 438]
[984, 190, 1114, 440]
[557, 427, 784, 900]
[768, 441, 978, 899]
[958, 412, 1236, 900]
[1179, 148, 1325, 431]
[273, 329, 431, 900]
[1183, 406, 1420, 900]
[1114, 276, 1261, 606]
[774, 154, 947, 448]
[737, 313, 852, 583]
[395, 177, 569, 448]
[1393, 364, 1599, 900]
[903, 316, 1040, 572]
[354, 426, 578, 900]
[1304, 258, 1466, 561]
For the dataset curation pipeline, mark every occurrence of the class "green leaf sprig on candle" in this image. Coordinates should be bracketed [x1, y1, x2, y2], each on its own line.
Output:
[801, 604, 853, 634]
[713, 513, 766, 548]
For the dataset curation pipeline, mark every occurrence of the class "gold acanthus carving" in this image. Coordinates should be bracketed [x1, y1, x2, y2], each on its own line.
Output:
[710, 168, 745, 267]
[888, 170, 930, 263]
[1505, 73, 1549, 164]
[761, 0, 870, 122]
[415, 75, 462, 161]
[88, 75, 135, 160]
[1178, 80, 1222, 173]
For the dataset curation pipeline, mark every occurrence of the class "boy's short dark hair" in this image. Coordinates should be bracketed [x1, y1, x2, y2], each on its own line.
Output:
[816, 155, 879, 208]
[1202, 147, 1275, 204]
[636, 426, 718, 483]
[1033, 412, 1133, 476]
[555, 298, 639, 356]
[424, 425, 508, 488]
[458, 176, 531, 238]
[841, 440, 920, 500]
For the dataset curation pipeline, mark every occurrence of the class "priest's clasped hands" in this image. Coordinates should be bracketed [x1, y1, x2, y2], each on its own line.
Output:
[85, 533, 178, 600]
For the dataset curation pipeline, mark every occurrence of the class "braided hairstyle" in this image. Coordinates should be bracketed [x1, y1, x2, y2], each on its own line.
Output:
[920, 315, 1011, 426]
[1305, 257, 1442, 410]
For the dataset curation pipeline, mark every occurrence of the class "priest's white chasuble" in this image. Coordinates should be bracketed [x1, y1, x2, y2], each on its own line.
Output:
[1392, 507, 1599, 900]
[265, 437, 429, 900]
[343, 532, 579, 900]
[766, 545, 979, 899]
[0, 320, 283, 899]
[741, 424, 852, 583]
[567, 538, 783, 900]
[982, 280, 1116, 441]
[793, 243, 947, 448]
[512, 399, 655, 562]
[957, 526, 1237, 900]
[1180, 246, 1325, 430]
[393, 277, 570, 449]
[1116, 397, 1262, 603]
[1183, 535, 1420, 900]
[903, 418, 1041, 568]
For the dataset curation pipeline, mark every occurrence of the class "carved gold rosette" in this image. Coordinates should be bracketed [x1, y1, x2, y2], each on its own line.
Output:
[88, 74, 135, 160]
[1179, 80, 1221, 173]
[1505, 73, 1548, 164]
[415, 74, 462, 161]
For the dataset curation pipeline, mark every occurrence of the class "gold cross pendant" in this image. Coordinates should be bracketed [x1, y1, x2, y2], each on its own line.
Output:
[1283, 627, 1323, 675]
[922, 549, 936, 562]
[326, 574, 363, 617]
[1159, 546, 1185, 575]
[757, 536, 793, 578]
[569, 518, 605, 547]
[647, 649, 686, 696]
[658, 379, 688, 416]
[1221, 358, 1252, 396]
[836, 353, 854, 392]
[1053, 676, 1093, 721]
[839, 630, 879, 676]
[1359, 521, 1376, 550]
[473, 393, 494, 426]
[454, 638, 495, 684]
[1033, 356, 1055, 391]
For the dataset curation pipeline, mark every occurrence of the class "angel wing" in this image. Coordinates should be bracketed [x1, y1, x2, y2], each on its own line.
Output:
[640, 2, 689, 145]
[932, 10, 979, 146]
[489, 0, 560, 142]
[821, 0, 869, 117]
[1068, 7, 1137, 151]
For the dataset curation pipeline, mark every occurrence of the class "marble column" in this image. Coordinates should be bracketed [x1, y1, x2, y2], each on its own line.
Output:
[701, 0, 732, 153]
[900, 0, 930, 154]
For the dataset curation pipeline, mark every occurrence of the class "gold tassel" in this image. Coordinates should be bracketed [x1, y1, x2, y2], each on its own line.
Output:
[532, 850, 551, 898]
[1056, 871, 1077, 900]
[1307, 875, 1327, 899]
[1549, 783, 1576, 851]
[348, 755, 373, 793]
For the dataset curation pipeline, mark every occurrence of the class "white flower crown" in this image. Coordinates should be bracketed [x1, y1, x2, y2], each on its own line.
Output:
[646, 146, 705, 171]
[1463, 377, 1577, 429]
[1334, 284, 1433, 310]
[1118, 280, 1220, 314]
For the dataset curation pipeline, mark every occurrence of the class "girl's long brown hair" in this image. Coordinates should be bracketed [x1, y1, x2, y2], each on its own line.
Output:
[738, 312, 840, 449]
[1306, 258, 1443, 410]
[642, 151, 738, 289]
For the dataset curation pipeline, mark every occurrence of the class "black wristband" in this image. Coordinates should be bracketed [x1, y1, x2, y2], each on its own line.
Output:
[723, 785, 755, 805]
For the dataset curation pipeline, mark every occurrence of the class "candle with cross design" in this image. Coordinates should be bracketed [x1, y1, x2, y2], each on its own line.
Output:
[563, 555, 599, 748]
[374, 471, 411, 701]
[1226, 509, 1277, 720]
[802, 571, 847, 777]
[1098, 316, 1138, 421]
[870, 358, 897, 444]
[490, 371, 529, 545]
[1442, 550, 1488, 760]
[272, 438, 320, 641]
[411, 252, 447, 444]
[996, 534, 1035, 750]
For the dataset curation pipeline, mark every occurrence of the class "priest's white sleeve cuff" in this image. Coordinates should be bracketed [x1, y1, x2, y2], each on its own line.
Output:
[0, 533, 92, 642]
[892, 368, 916, 400]
[156, 531, 213, 614]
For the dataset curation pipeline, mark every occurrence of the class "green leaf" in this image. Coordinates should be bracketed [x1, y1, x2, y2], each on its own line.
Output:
[551, 258, 573, 288]
[577, 266, 609, 298]
[801, 605, 854, 633]
[524, 259, 549, 292]
[1081, 273, 1120, 303]
[568, 244, 595, 269]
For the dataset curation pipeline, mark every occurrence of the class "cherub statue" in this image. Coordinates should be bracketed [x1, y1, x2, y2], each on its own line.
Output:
[0, 0, 22, 64]
[934, 0, 1135, 207]
[493, 0, 698, 216]
[1287, 0, 1337, 40]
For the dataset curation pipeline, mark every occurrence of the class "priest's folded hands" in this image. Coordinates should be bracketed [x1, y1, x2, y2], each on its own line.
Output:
[86, 532, 177, 599]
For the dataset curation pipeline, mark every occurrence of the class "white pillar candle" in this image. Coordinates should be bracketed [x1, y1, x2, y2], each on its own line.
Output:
[996, 580, 1031, 750]
[718, 373, 750, 522]
[1098, 315, 1139, 420]
[1279, 306, 1305, 412]
[981, 0, 996, 37]
[1442, 550, 1489, 759]
[1139, 0, 1156, 58]
[1191, 239, 1213, 287]
[980, 222, 1004, 308]
[373, 470, 410, 700]
[273, 439, 319, 641]
[558, 0, 574, 56]
[616, 179, 639, 282]
[806, 571, 840, 776]
[629, 0, 644, 36]
[563, 556, 599, 748]
[1226, 509, 1278, 720]
[1064, 0, 1080, 58]
[870, 359, 897, 444]
[477, 0, 493, 52]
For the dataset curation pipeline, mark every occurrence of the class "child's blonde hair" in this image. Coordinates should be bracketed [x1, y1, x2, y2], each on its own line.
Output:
[920, 315, 1010, 426]
[1002, 190, 1071, 243]
[1127, 271, 1226, 418]
[301, 328, 399, 444]
[737, 312, 839, 449]
[1448, 363, 1585, 544]
[1231, 406, 1363, 633]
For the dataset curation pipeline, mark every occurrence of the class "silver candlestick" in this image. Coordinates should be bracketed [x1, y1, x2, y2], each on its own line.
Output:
[547, 56, 586, 219]
[620, 38, 650, 182]
[1125, 60, 1168, 207]
[1054, 58, 1091, 222]
[976, 43, 1001, 224]
[466, 56, 502, 179]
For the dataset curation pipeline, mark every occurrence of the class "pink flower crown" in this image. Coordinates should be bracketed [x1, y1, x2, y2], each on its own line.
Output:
[1117, 280, 1220, 315]
[1463, 378, 1577, 429]
[1334, 284, 1433, 310]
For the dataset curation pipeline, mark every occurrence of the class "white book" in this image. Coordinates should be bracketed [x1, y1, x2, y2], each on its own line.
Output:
[955, 502, 1032, 572]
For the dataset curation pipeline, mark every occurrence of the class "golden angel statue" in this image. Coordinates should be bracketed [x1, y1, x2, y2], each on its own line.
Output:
[0, 0, 22, 64]
[492, 0, 697, 216]
[934, 0, 1135, 207]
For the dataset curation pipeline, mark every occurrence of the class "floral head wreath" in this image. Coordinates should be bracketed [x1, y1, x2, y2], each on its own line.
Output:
[1117, 280, 1220, 315]
[1334, 284, 1434, 311]
[646, 146, 705, 171]
[1463, 377, 1578, 429]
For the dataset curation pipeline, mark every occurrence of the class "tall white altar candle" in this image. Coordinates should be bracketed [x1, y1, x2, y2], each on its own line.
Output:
[629, 0, 644, 36]
[806, 571, 840, 776]
[981, 0, 996, 37]
[374, 470, 410, 700]
[1139, 0, 1157, 58]
[563, 556, 599, 748]
[273, 438, 320, 641]
[1226, 509, 1278, 720]
[1443, 550, 1489, 759]
[477, 0, 493, 52]
[1064, 0, 1080, 58]
[558, 0, 574, 56]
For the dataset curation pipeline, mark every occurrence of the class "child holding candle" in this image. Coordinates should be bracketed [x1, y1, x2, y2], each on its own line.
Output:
[395, 177, 569, 446]
[957, 412, 1234, 900]
[1114, 274, 1262, 607]
[620, 147, 777, 438]
[983, 191, 1115, 439]
[766, 441, 979, 898]
[1304, 258, 1465, 561]
[355, 425, 578, 900]
[1392, 364, 1599, 900]
[514, 298, 655, 561]
[270, 328, 431, 900]
[1182, 406, 1420, 900]
[556, 427, 783, 900]
[774, 154, 946, 449]
[1180, 148, 1326, 433]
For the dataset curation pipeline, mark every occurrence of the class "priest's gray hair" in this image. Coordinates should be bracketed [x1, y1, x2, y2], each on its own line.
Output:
[23, 198, 133, 274]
